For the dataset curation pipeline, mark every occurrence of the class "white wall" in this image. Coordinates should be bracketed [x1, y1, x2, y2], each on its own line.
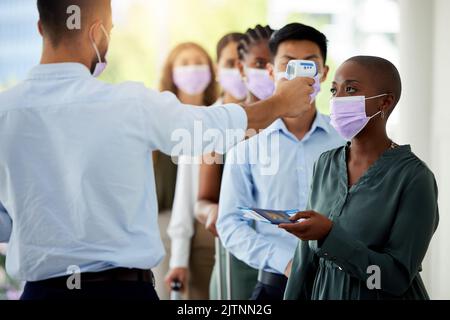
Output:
[398, 0, 450, 299]
[428, 0, 450, 300]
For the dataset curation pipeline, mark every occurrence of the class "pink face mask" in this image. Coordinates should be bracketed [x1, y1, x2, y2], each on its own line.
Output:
[310, 75, 322, 102]
[173, 65, 212, 95]
[245, 68, 275, 100]
[218, 68, 248, 100]
[330, 94, 388, 140]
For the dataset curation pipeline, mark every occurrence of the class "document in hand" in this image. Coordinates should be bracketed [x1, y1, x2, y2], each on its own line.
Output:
[238, 207, 298, 225]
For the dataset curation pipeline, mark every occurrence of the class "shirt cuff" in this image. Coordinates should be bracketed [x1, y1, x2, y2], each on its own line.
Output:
[169, 236, 191, 268]
[267, 243, 296, 275]
[315, 223, 356, 267]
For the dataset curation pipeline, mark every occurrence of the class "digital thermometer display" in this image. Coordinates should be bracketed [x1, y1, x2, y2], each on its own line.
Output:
[286, 60, 318, 80]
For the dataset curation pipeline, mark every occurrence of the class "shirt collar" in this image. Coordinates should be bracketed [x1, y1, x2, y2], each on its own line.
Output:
[265, 118, 287, 135]
[264, 111, 331, 140]
[312, 112, 332, 134]
[26, 63, 92, 80]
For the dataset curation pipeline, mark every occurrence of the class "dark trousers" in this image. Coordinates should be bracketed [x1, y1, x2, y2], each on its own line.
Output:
[21, 280, 160, 300]
[250, 281, 287, 300]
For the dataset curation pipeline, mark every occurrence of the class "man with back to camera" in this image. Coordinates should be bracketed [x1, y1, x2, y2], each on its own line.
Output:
[0, 0, 314, 300]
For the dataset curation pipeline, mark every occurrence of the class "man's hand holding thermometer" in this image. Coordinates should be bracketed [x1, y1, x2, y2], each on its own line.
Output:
[273, 60, 320, 120]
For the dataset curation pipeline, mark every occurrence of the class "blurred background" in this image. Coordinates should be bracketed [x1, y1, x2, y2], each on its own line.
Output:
[0, 0, 449, 299]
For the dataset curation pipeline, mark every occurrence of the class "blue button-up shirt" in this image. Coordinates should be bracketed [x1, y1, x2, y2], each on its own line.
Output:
[217, 113, 345, 275]
[0, 63, 247, 281]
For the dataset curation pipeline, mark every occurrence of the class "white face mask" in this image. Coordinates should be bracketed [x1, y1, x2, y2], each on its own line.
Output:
[90, 25, 110, 78]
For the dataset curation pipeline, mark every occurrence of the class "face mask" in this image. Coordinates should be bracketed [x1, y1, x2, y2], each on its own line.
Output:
[91, 25, 110, 78]
[173, 65, 211, 95]
[245, 68, 275, 100]
[330, 94, 388, 140]
[276, 72, 322, 103]
[218, 68, 248, 100]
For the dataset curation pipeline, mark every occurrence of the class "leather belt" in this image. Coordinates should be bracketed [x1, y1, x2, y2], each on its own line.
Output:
[257, 270, 287, 288]
[32, 268, 155, 287]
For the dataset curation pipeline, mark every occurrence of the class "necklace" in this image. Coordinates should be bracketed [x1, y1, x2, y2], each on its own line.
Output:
[390, 140, 399, 149]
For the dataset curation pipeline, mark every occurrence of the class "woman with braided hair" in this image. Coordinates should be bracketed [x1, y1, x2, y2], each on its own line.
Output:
[195, 25, 275, 300]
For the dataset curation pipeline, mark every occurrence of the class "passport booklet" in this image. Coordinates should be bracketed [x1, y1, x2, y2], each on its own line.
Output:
[238, 207, 298, 225]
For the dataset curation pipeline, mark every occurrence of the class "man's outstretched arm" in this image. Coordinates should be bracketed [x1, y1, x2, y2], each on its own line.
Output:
[141, 77, 314, 156]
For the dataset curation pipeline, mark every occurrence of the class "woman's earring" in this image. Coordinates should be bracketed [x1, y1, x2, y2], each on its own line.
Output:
[381, 110, 386, 120]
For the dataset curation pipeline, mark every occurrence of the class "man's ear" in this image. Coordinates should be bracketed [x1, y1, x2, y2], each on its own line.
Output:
[38, 20, 44, 37]
[320, 65, 330, 83]
[267, 63, 275, 81]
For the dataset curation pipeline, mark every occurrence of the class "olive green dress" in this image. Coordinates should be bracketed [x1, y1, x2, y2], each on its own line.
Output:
[284, 144, 439, 300]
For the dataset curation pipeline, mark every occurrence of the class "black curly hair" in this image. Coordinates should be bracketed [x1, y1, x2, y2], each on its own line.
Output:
[237, 24, 275, 61]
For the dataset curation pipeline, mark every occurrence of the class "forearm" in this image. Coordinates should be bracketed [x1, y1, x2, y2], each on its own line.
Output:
[244, 96, 281, 134]
[168, 160, 196, 267]
[169, 237, 191, 268]
[218, 213, 292, 274]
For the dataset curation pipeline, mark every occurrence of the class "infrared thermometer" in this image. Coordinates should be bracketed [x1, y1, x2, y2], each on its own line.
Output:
[285, 60, 318, 80]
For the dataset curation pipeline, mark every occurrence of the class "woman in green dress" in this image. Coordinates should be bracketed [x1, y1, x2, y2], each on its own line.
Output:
[280, 56, 439, 300]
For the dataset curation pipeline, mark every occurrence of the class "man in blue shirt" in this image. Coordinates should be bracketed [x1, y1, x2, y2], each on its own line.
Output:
[0, 1, 315, 300]
[217, 23, 346, 300]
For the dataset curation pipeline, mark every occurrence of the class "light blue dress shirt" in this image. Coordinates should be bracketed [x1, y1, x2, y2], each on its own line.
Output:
[0, 63, 247, 281]
[217, 113, 345, 275]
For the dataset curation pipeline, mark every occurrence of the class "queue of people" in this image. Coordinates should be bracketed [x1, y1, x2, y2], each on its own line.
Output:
[157, 22, 439, 301]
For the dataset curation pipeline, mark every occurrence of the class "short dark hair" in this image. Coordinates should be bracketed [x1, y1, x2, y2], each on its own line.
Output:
[238, 25, 275, 61]
[346, 56, 402, 107]
[269, 23, 328, 63]
[37, 0, 107, 46]
[216, 33, 244, 62]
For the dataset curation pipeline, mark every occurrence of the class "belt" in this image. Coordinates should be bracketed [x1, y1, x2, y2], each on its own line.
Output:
[257, 270, 287, 289]
[32, 268, 155, 287]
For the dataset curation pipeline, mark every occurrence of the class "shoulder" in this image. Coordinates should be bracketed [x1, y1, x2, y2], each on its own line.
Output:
[0, 83, 27, 113]
[98, 81, 158, 100]
[316, 144, 346, 168]
[96, 80, 177, 105]
[396, 147, 437, 188]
